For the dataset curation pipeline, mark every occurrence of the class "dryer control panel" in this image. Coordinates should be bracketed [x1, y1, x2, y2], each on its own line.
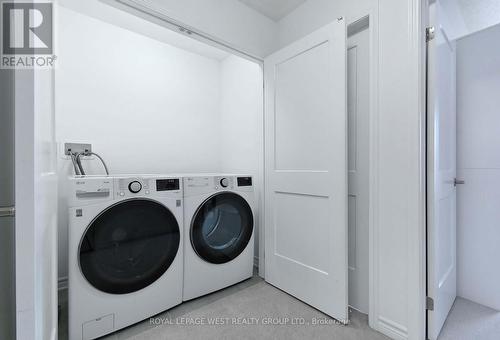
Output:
[237, 176, 252, 187]
[183, 175, 253, 196]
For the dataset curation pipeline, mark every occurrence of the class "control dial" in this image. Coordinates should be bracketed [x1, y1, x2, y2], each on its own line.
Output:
[220, 178, 229, 188]
[128, 181, 142, 193]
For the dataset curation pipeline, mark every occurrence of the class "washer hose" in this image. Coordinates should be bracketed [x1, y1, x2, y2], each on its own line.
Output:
[75, 152, 85, 175]
[76, 151, 110, 175]
[70, 153, 81, 175]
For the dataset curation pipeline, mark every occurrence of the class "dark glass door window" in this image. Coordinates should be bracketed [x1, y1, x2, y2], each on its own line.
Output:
[79, 199, 180, 294]
[191, 192, 253, 264]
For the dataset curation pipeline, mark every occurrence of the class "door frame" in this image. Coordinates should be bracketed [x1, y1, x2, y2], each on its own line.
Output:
[15, 67, 58, 340]
[348, 11, 379, 327]
[14, 69, 40, 340]
[368, 0, 428, 338]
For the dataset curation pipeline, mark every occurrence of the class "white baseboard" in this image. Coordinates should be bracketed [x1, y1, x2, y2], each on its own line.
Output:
[377, 316, 408, 340]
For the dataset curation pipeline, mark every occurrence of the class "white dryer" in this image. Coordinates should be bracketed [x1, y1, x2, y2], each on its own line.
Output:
[68, 175, 183, 340]
[182, 175, 255, 301]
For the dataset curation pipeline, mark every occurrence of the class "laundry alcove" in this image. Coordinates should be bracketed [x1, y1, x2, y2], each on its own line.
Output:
[55, 0, 372, 321]
[54, 2, 263, 289]
[53, 0, 377, 338]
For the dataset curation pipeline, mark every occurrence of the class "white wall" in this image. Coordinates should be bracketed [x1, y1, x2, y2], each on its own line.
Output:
[56, 7, 262, 282]
[55, 7, 221, 280]
[456, 23, 500, 311]
[219, 55, 263, 264]
[277, 1, 426, 339]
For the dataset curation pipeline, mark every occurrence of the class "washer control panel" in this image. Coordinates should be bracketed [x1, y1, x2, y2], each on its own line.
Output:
[116, 177, 181, 198]
[69, 176, 182, 207]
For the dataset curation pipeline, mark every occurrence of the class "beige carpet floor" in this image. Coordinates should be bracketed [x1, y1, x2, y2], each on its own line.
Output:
[59, 276, 390, 340]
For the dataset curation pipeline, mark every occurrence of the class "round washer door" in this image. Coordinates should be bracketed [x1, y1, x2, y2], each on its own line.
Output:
[79, 199, 180, 294]
[191, 192, 253, 264]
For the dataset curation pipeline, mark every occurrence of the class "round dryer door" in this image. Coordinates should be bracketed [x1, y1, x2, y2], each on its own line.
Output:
[191, 192, 253, 264]
[79, 199, 180, 294]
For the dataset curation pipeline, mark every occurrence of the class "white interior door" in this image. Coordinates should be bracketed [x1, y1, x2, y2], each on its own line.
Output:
[264, 19, 348, 322]
[347, 23, 370, 314]
[427, 3, 457, 339]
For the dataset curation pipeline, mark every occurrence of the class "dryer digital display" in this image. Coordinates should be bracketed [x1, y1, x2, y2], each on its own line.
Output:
[156, 179, 180, 191]
[237, 177, 252, 187]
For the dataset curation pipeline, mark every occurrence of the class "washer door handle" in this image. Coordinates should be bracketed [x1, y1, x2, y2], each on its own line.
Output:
[76, 189, 110, 198]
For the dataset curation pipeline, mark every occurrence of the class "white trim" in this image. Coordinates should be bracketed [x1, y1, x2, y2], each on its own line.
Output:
[258, 63, 266, 278]
[369, 1, 427, 339]
[422, 2, 431, 340]
[408, 1, 428, 339]
[361, 6, 379, 335]
[346, 12, 372, 321]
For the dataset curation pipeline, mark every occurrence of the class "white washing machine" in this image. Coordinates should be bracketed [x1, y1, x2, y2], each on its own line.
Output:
[67, 175, 183, 340]
[182, 175, 255, 301]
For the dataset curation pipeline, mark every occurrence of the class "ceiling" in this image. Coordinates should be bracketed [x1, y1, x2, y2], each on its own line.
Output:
[441, 0, 500, 40]
[238, 0, 307, 21]
[457, 0, 500, 34]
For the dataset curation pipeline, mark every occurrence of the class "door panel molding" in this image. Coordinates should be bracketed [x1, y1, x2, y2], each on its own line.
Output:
[264, 19, 348, 322]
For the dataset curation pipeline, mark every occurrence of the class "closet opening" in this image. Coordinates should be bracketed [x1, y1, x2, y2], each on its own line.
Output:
[347, 16, 370, 315]
[54, 1, 377, 338]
